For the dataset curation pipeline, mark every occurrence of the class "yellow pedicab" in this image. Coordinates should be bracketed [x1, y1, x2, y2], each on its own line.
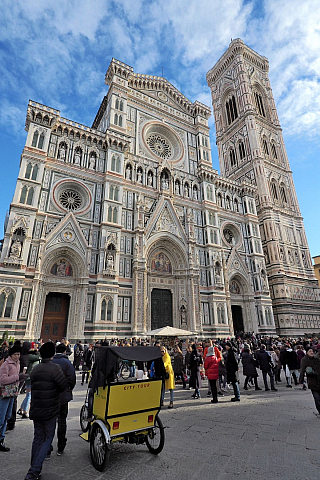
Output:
[80, 346, 165, 471]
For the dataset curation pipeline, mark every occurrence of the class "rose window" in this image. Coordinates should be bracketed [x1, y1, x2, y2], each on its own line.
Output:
[223, 229, 234, 244]
[146, 134, 172, 160]
[59, 189, 83, 211]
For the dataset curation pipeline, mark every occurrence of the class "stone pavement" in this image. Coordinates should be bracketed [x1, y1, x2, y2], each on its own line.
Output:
[2, 369, 319, 480]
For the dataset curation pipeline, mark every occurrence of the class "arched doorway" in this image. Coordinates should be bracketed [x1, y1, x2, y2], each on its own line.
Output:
[231, 305, 244, 334]
[41, 292, 70, 342]
[151, 289, 172, 330]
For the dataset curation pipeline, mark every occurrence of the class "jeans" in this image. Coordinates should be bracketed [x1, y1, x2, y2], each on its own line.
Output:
[57, 403, 68, 452]
[25, 416, 57, 480]
[161, 388, 174, 403]
[262, 370, 275, 389]
[0, 396, 15, 441]
[286, 369, 299, 386]
[231, 381, 240, 399]
[219, 374, 227, 390]
[311, 390, 320, 414]
[20, 387, 31, 413]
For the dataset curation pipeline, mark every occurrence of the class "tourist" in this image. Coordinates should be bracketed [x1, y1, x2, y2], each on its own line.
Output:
[173, 346, 186, 389]
[299, 346, 320, 415]
[189, 344, 202, 399]
[160, 346, 175, 408]
[204, 346, 220, 403]
[225, 342, 241, 401]
[18, 343, 40, 418]
[256, 344, 277, 392]
[241, 347, 261, 391]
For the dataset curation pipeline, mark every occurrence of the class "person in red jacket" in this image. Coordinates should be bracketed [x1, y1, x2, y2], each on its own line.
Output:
[204, 346, 220, 403]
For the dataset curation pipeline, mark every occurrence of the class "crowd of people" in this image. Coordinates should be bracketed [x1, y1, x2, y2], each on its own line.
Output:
[1, 333, 320, 479]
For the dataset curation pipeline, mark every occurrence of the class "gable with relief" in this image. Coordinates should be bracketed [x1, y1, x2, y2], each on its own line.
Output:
[44, 212, 87, 257]
[145, 198, 187, 244]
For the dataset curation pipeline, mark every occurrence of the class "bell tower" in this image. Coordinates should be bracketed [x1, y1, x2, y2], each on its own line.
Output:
[207, 38, 320, 334]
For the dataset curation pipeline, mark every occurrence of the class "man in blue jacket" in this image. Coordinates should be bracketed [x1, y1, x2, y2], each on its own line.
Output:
[52, 343, 76, 456]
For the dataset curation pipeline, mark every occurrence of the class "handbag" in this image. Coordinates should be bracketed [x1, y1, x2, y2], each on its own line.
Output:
[0, 383, 19, 398]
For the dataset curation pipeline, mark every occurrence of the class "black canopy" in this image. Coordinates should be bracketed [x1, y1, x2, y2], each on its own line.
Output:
[90, 346, 162, 388]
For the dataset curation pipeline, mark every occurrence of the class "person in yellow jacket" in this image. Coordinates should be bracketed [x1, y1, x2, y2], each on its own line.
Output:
[160, 347, 175, 409]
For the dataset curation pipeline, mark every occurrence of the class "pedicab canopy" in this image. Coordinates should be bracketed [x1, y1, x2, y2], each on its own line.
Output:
[90, 346, 162, 388]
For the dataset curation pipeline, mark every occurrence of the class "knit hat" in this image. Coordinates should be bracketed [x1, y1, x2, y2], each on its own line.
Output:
[225, 342, 232, 348]
[9, 344, 22, 356]
[22, 341, 32, 354]
[56, 343, 67, 354]
[207, 346, 215, 356]
[306, 346, 314, 353]
[40, 341, 56, 358]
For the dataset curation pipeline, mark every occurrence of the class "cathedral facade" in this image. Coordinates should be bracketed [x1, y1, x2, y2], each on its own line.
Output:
[0, 39, 319, 342]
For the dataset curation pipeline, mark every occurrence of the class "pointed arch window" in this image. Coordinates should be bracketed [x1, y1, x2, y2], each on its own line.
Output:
[114, 113, 118, 126]
[101, 299, 106, 321]
[115, 98, 119, 110]
[26, 187, 34, 205]
[271, 143, 278, 160]
[239, 141, 245, 160]
[108, 206, 113, 222]
[262, 139, 269, 156]
[230, 148, 237, 167]
[217, 193, 222, 207]
[118, 116, 123, 127]
[20, 186, 28, 204]
[119, 100, 123, 111]
[107, 299, 113, 321]
[109, 185, 114, 200]
[254, 92, 266, 117]
[38, 133, 45, 149]
[32, 131, 39, 147]
[25, 163, 32, 179]
[226, 95, 238, 125]
[0, 291, 15, 318]
[280, 184, 287, 204]
[234, 198, 239, 212]
[112, 208, 118, 224]
[31, 164, 38, 180]
[270, 181, 278, 201]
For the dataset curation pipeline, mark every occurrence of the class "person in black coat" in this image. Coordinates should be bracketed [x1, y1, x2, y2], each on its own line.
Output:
[81, 344, 93, 385]
[284, 348, 300, 387]
[225, 342, 240, 401]
[255, 344, 277, 391]
[241, 348, 261, 390]
[24, 342, 67, 480]
[189, 344, 202, 399]
[52, 343, 76, 455]
[299, 347, 320, 414]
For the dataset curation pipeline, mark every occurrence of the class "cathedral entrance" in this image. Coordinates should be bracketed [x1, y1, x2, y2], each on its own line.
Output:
[231, 305, 244, 335]
[41, 292, 70, 342]
[151, 289, 172, 330]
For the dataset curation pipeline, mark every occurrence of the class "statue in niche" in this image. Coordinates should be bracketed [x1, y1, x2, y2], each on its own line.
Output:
[106, 253, 114, 270]
[184, 184, 189, 197]
[180, 306, 187, 326]
[125, 166, 132, 180]
[59, 144, 66, 160]
[137, 170, 143, 183]
[162, 177, 169, 190]
[74, 150, 81, 165]
[147, 172, 153, 186]
[175, 182, 180, 195]
[89, 155, 96, 170]
[193, 188, 198, 200]
[10, 240, 22, 258]
[214, 262, 222, 284]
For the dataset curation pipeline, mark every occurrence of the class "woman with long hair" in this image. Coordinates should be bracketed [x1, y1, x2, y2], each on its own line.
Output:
[189, 344, 202, 399]
[160, 347, 175, 408]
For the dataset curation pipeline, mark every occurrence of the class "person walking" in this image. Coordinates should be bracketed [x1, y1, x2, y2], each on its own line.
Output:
[204, 346, 220, 403]
[73, 341, 83, 370]
[225, 342, 241, 402]
[52, 343, 76, 456]
[18, 343, 40, 418]
[299, 346, 320, 415]
[284, 346, 300, 387]
[81, 344, 93, 385]
[189, 344, 202, 399]
[241, 347, 261, 391]
[173, 346, 186, 389]
[160, 347, 175, 408]
[0, 344, 28, 452]
[256, 344, 277, 392]
[24, 342, 67, 480]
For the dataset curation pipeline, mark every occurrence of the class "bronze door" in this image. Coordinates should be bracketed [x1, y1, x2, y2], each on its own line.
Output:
[231, 305, 244, 334]
[151, 289, 172, 330]
[41, 293, 70, 342]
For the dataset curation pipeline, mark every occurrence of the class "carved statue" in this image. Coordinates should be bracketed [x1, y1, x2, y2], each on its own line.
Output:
[59, 144, 66, 160]
[10, 240, 22, 258]
[137, 170, 143, 183]
[126, 166, 132, 180]
[184, 184, 189, 197]
[89, 155, 96, 170]
[106, 253, 114, 269]
[74, 150, 81, 165]
[175, 183, 180, 195]
[162, 178, 169, 190]
[147, 173, 153, 186]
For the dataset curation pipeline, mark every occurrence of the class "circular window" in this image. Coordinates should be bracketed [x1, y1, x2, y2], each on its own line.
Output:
[142, 122, 184, 164]
[52, 179, 92, 214]
[222, 223, 242, 247]
[59, 189, 83, 211]
[146, 134, 172, 160]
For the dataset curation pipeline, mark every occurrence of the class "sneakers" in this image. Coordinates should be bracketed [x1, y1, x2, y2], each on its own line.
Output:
[231, 397, 240, 402]
[57, 450, 64, 456]
[21, 413, 29, 419]
[45, 454, 51, 460]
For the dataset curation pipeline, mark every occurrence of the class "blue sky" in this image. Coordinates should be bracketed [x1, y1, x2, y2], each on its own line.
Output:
[0, 0, 319, 257]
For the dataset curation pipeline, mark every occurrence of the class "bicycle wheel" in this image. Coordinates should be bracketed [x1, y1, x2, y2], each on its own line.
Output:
[145, 415, 165, 454]
[90, 422, 110, 471]
[80, 404, 90, 433]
